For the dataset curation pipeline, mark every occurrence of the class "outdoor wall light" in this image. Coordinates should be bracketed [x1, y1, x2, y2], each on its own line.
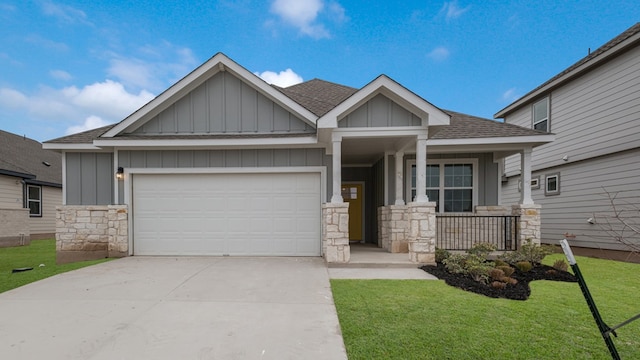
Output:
[116, 167, 124, 180]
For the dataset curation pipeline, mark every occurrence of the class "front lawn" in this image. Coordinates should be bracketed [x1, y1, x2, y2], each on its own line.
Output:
[0, 239, 111, 293]
[331, 254, 640, 359]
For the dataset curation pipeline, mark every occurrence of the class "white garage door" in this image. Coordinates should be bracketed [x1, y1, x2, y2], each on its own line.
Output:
[132, 172, 321, 256]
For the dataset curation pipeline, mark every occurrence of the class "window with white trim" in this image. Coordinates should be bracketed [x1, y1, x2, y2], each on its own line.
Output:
[27, 185, 42, 217]
[408, 159, 478, 213]
[545, 173, 560, 196]
[533, 97, 549, 132]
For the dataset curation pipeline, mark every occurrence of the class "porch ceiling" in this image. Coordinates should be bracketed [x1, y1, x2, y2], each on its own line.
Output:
[342, 136, 415, 165]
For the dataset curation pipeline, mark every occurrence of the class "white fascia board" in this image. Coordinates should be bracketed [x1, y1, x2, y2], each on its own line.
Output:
[42, 143, 105, 151]
[495, 31, 640, 118]
[317, 75, 450, 129]
[426, 134, 555, 147]
[102, 53, 317, 137]
[93, 135, 319, 149]
[332, 127, 427, 139]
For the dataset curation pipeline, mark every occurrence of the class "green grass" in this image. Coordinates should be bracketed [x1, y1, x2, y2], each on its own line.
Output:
[331, 254, 640, 360]
[0, 239, 111, 293]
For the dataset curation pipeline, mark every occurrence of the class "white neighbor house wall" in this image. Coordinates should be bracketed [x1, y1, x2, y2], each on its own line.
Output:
[502, 41, 640, 251]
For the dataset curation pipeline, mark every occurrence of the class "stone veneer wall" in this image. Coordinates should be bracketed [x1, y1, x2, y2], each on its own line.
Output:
[407, 202, 437, 263]
[0, 208, 31, 248]
[512, 204, 542, 245]
[377, 205, 408, 253]
[322, 203, 350, 263]
[56, 205, 128, 263]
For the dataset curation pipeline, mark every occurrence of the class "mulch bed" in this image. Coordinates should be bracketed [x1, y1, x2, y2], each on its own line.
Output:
[420, 263, 577, 301]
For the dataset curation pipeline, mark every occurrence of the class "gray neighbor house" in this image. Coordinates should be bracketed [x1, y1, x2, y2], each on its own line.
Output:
[496, 22, 640, 256]
[1, 130, 62, 246]
[44, 53, 553, 264]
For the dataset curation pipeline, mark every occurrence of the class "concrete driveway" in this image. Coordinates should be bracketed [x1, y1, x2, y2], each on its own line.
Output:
[0, 257, 348, 360]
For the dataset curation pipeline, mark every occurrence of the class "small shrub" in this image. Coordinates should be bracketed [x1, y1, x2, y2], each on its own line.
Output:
[546, 269, 557, 276]
[506, 277, 518, 285]
[491, 281, 507, 290]
[467, 242, 497, 258]
[443, 254, 467, 274]
[489, 268, 505, 280]
[465, 255, 494, 283]
[499, 239, 554, 265]
[515, 261, 532, 272]
[497, 265, 515, 277]
[553, 259, 569, 272]
[494, 259, 508, 267]
[435, 247, 451, 263]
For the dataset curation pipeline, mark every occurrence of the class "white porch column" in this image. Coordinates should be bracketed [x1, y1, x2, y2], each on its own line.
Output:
[414, 135, 428, 203]
[331, 139, 343, 203]
[520, 147, 534, 205]
[394, 151, 405, 205]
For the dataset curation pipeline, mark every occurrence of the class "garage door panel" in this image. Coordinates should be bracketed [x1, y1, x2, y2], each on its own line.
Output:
[133, 172, 321, 256]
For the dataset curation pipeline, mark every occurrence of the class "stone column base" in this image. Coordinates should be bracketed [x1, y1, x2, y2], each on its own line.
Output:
[378, 205, 408, 253]
[322, 203, 350, 263]
[512, 204, 542, 246]
[407, 202, 437, 264]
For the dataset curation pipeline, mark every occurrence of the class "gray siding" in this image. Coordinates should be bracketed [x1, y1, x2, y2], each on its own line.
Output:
[504, 45, 640, 175]
[503, 149, 640, 251]
[339, 94, 422, 128]
[0, 175, 22, 209]
[131, 71, 314, 135]
[118, 149, 332, 203]
[65, 153, 113, 205]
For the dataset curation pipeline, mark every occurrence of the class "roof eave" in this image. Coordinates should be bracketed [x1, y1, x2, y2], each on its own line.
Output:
[495, 28, 640, 118]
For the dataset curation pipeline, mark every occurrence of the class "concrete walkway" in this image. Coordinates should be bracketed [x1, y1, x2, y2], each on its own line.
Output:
[0, 257, 347, 360]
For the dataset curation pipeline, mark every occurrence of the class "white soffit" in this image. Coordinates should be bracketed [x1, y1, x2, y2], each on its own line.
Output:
[102, 53, 318, 138]
[317, 75, 450, 128]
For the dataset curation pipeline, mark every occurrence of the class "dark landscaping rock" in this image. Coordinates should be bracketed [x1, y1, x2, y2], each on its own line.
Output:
[420, 263, 577, 301]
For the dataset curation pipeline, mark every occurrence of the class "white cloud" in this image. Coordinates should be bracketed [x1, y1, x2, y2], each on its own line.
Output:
[50, 69, 72, 81]
[439, 1, 470, 21]
[427, 46, 450, 61]
[25, 34, 69, 52]
[41, 0, 92, 26]
[107, 43, 198, 92]
[255, 68, 303, 87]
[501, 87, 520, 102]
[65, 115, 110, 135]
[270, 0, 346, 39]
[0, 80, 154, 135]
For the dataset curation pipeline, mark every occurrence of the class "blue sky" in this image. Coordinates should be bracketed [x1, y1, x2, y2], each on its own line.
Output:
[0, 0, 638, 142]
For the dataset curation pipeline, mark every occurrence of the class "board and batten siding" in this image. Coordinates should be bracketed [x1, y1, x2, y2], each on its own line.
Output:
[131, 71, 314, 135]
[338, 94, 422, 128]
[504, 45, 640, 175]
[0, 175, 23, 209]
[117, 148, 332, 203]
[502, 149, 640, 250]
[29, 186, 62, 236]
[65, 153, 114, 206]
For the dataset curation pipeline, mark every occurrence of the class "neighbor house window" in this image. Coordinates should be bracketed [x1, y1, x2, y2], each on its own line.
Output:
[408, 159, 478, 213]
[545, 173, 560, 196]
[533, 97, 549, 132]
[27, 185, 42, 217]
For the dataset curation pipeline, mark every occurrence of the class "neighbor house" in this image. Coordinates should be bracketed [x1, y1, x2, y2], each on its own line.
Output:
[44, 53, 553, 263]
[496, 22, 640, 253]
[0, 130, 62, 246]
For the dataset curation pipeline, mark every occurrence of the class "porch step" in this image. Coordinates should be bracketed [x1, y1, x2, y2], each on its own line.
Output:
[327, 262, 425, 269]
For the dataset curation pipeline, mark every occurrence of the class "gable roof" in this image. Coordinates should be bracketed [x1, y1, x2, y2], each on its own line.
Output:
[317, 75, 451, 128]
[101, 53, 318, 138]
[0, 130, 62, 186]
[495, 22, 640, 118]
[434, 110, 548, 139]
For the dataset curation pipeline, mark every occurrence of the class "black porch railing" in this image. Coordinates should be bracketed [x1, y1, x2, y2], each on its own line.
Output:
[436, 215, 520, 251]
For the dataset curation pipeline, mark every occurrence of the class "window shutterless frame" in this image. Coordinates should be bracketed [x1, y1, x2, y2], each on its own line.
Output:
[545, 173, 560, 196]
[532, 97, 550, 132]
[26, 184, 42, 217]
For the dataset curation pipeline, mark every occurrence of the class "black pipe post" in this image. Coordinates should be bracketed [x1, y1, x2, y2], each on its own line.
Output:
[560, 240, 620, 360]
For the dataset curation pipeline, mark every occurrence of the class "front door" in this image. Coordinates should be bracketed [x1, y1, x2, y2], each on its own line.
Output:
[341, 183, 363, 242]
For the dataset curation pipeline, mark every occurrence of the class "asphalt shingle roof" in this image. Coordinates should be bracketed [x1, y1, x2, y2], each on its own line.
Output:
[45, 76, 548, 144]
[0, 130, 62, 185]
